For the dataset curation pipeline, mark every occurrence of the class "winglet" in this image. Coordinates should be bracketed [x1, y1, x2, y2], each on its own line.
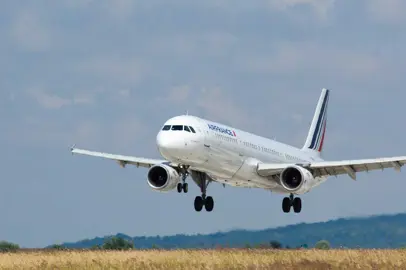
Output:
[70, 144, 76, 153]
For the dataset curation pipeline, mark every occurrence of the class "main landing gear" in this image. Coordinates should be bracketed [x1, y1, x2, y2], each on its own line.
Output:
[194, 194, 214, 212]
[282, 194, 302, 213]
[176, 168, 214, 212]
[192, 171, 214, 212]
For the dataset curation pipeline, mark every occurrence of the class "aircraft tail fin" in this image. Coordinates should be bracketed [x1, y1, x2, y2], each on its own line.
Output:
[302, 88, 330, 157]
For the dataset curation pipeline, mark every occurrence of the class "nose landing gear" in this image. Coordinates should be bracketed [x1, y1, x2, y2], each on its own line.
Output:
[177, 182, 188, 193]
[177, 167, 189, 193]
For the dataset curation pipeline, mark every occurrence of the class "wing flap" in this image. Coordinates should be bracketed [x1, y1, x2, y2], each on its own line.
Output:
[256, 156, 406, 180]
[310, 156, 406, 179]
[71, 148, 174, 168]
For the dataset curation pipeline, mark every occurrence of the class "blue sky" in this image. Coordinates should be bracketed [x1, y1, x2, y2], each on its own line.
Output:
[1, 0, 406, 248]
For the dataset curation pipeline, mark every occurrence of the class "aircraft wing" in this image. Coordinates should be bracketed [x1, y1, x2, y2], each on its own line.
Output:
[71, 147, 176, 168]
[257, 156, 406, 180]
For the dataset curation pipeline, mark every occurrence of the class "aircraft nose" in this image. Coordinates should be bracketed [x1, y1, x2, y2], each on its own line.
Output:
[156, 132, 171, 150]
[156, 132, 184, 151]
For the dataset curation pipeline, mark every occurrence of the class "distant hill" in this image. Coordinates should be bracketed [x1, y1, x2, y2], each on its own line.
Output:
[55, 213, 406, 249]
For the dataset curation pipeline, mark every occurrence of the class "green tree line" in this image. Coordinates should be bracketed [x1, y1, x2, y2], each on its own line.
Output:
[5, 237, 406, 251]
[0, 238, 332, 251]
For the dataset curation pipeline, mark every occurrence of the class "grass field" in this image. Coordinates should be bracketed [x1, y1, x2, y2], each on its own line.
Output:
[0, 249, 405, 269]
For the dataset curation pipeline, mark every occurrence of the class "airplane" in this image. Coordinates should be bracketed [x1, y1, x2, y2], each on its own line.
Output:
[71, 88, 406, 213]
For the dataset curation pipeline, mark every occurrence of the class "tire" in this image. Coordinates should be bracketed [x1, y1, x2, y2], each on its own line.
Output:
[194, 196, 203, 212]
[282, 197, 291, 213]
[205, 196, 214, 212]
[183, 183, 188, 193]
[293, 197, 302, 213]
[177, 183, 183, 193]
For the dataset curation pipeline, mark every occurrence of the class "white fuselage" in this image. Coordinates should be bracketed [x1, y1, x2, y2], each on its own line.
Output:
[156, 115, 327, 193]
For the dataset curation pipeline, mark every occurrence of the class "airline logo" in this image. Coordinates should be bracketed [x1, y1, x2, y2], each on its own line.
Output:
[208, 124, 236, 137]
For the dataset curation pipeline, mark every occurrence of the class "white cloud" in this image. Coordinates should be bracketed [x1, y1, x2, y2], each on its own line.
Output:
[103, 0, 136, 20]
[27, 88, 95, 109]
[77, 55, 147, 85]
[27, 88, 71, 109]
[196, 87, 251, 128]
[148, 32, 237, 58]
[62, 0, 95, 9]
[154, 85, 252, 128]
[62, 0, 135, 20]
[68, 120, 107, 150]
[365, 0, 406, 24]
[267, 0, 335, 19]
[238, 41, 381, 79]
[69, 116, 147, 152]
[10, 8, 51, 52]
[73, 94, 95, 105]
[163, 85, 191, 104]
[118, 89, 131, 98]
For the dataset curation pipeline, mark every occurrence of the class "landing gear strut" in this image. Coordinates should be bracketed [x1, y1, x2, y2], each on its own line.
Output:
[192, 171, 214, 212]
[282, 193, 302, 213]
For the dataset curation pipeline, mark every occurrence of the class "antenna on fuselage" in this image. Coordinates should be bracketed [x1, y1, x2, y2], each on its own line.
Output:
[185, 110, 189, 115]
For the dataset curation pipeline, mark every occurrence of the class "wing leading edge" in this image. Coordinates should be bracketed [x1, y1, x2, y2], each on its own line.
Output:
[71, 147, 176, 168]
[257, 156, 406, 180]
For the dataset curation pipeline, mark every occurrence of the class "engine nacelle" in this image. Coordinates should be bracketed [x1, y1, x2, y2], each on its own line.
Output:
[147, 164, 181, 192]
[279, 165, 314, 193]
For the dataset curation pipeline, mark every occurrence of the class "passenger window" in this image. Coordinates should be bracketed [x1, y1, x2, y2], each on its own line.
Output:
[189, 126, 196, 133]
[162, 125, 171, 131]
[184, 126, 191, 132]
[171, 125, 183, 131]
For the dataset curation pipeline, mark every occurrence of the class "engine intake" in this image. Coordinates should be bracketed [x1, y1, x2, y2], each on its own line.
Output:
[147, 164, 181, 192]
[280, 165, 313, 192]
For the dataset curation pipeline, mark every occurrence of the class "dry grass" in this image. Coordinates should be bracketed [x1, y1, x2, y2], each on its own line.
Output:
[0, 249, 405, 269]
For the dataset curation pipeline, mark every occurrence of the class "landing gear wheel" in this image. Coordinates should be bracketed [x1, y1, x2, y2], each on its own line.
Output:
[182, 183, 188, 193]
[293, 197, 302, 213]
[177, 183, 183, 193]
[282, 197, 291, 213]
[194, 196, 204, 212]
[204, 196, 214, 212]
[191, 171, 214, 212]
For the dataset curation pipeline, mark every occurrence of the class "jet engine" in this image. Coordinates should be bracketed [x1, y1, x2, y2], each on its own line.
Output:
[147, 164, 181, 192]
[279, 165, 313, 193]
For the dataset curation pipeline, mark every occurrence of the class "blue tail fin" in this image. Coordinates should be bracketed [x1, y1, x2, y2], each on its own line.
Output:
[302, 88, 330, 157]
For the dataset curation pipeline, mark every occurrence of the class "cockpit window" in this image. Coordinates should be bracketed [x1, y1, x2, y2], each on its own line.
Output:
[171, 125, 183, 131]
[163, 124, 196, 133]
